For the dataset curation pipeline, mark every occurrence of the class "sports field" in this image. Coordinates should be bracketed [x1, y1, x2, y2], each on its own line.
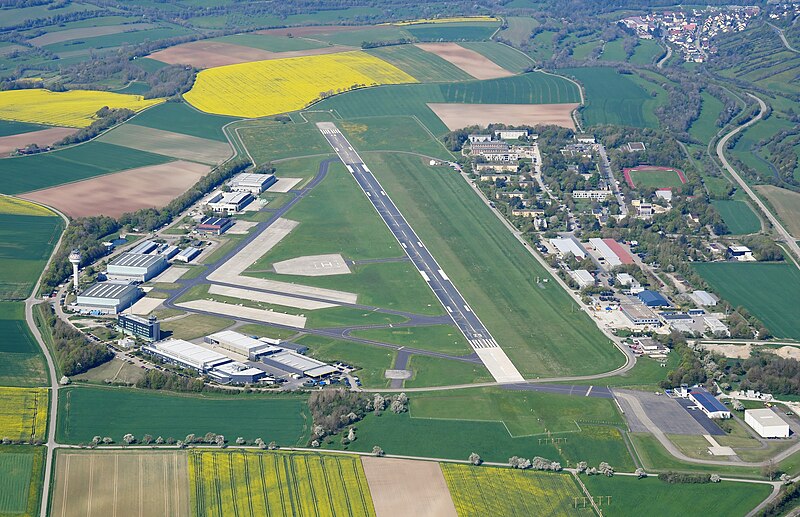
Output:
[580, 475, 771, 517]
[0, 387, 48, 442]
[56, 387, 309, 445]
[184, 51, 417, 118]
[0, 89, 162, 127]
[189, 450, 375, 517]
[51, 450, 189, 517]
[563, 67, 655, 128]
[623, 166, 686, 189]
[694, 262, 800, 340]
[711, 200, 760, 234]
[363, 152, 622, 377]
[0, 447, 44, 516]
[0, 209, 63, 300]
[441, 463, 583, 517]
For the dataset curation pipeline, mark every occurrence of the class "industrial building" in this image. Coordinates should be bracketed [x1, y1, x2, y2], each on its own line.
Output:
[205, 330, 280, 360]
[550, 237, 588, 260]
[689, 388, 731, 419]
[142, 339, 230, 372]
[117, 313, 160, 341]
[260, 349, 337, 379]
[207, 362, 265, 384]
[130, 240, 158, 255]
[638, 290, 672, 307]
[175, 247, 201, 263]
[160, 245, 180, 260]
[228, 173, 277, 194]
[204, 191, 253, 213]
[616, 273, 638, 287]
[727, 245, 754, 261]
[570, 269, 595, 289]
[196, 217, 233, 235]
[745, 409, 790, 438]
[74, 282, 141, 314]
[620, 301, 661, 326]
[691, 290, 718, 307]
[107, 253, 168, 282]
[495, 129, 529, 140]
[571, 190, 611, 201]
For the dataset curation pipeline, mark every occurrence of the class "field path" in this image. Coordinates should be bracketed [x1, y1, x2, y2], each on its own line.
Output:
[767, 22, 799, 53]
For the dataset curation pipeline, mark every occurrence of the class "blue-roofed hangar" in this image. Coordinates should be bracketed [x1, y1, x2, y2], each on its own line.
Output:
[637, 289, 672, 307]
[689, 388, 731, 419]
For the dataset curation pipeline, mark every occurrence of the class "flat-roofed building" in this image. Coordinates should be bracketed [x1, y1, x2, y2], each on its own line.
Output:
[616, 273, 637, 286]
[727, 245, 754, 261]
[704, 316, 730, 336]
[691, 290, 718, 306]
[204, 191, 254, 213]
[260, 349, 337, 378]
[117, 313, 160, 341]
[689, 388, 731, 419]
[495, 129, 528, 140]
[208, 362, 266, 385]
[75, 281, 141, 314]
[196, 217, 233, 235]
[175, 247, 201, 263]
[205, 330, 281, 360]
[570, 269, 595, 288]
[620, 301, 661, 326]
[130, 240, 158, 255]
[471, 141, 509, 155]
[160, 245, 180, 260]
[142, 339, 230, 372]
[107, 253, 168, 282]
[745, 409, 790, 438]
[571, 190, 611, 201]
[228, 173, 277, 194]
[550, 237, 587, 260]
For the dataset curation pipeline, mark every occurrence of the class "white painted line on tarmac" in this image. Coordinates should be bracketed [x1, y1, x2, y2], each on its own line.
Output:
[417, 241, 424, 248]
[346, 165, 354, 173]
[586, 386, 593, 397]
[464, 305, 472, 312]
[419, 271, 430, 282]
[401, 242, 407, 249]
[366, 192, 372, 197]
[438, 269, 449, 281]
[446, 306, 453, 313]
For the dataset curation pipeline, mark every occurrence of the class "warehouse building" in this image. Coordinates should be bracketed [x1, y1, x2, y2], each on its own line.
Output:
[550, 237, 588, 260]
[196, 217, 233, 236]
[691, 290, 718, 307]
[130, 240, 158, 255]
[75, 282, 141, 314]
[638, 290, 672, 307]
[689, 388, 731, 419]
[228, 173, 276, 194]
[107, 253, 168, 282]
[117, 313, 160, 341]
[570, 269, 595, 289]
[205, 330, 281, 360]
[620, 301, 661, 326]
[260, 349, 337, 379]
[207, 361, 266, 385]
[727, 245, 754, 261]
[175, 247, 201, 263]
[745, 409, 791, 438]
[142, 339, 230, 372]
[205, 191, 253, 213]
[160, 245, 180, 260]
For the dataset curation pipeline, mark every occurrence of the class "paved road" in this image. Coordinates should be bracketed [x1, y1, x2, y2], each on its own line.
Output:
[597, 143, 628, 217]
[768, 22, 799, 53]
[716, 93, 800, 264]
[656, 40, 672, 68]
[316, 122, 524, 383]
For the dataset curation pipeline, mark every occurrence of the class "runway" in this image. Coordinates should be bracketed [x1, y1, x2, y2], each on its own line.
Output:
[317, 122, 524, 382]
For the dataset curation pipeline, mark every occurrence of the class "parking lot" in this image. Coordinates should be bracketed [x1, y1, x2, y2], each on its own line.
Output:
[614, 389, 723, 435]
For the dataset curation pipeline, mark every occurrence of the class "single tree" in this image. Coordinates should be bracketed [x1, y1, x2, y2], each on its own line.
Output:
[236, 437, 246, 445]
[468, 452, 482, 466]
[372, 446, 384, 457]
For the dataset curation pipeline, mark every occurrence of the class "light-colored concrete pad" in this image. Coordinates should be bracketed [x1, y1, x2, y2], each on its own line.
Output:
[384, 369, 412, 380]
[176, 299, 306, 328]
[126, 296, 163, 316]
[153, 267, 190, 283]
[474, 347, 525, 382]
[361, 457, 457, 517]
[226, 220, 259, 235]
[273, 253, 351, 276]
[208, 284, 337, 310]
[269, 177, 303, 193]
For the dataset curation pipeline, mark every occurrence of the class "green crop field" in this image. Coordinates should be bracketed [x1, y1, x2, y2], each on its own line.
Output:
[628, 169, 684, 189]
[0, 142, 172, 194]
[312, 26, 412, 47]
[56, 387, 310, 445]
[210, 33, 325, 52]
[497, 16, 540, 47]
[564, 67, 654, 127]
[440, 72, 580, 105]
[189, 450, 375, 517]
[0, 3, 96, 29]
[711, 200, 760, 234]
[350, 325, 472, 356]
[629, 39, 663, 65]
[406, 23, 499, 42]
[0, 213, 63, 300]
[236, 120, 332, 164]
[0, 447, 44, 516]
[689, 91, 724, 143]
[441, 464, 583, 517]
[0, 119, 46, 137]
[363, 152, 623, 377]
[43, 26, 194, 55]
[580, 475, 771, 517]
[600, 39, 627, 62]
[366, 45, 473, 83]
[0, 303, 40, 356]
[694, 262, 800, 340]
[295, 335, 395, 389]
[459, 41, 535, 73]
[130, 101, 237, 142]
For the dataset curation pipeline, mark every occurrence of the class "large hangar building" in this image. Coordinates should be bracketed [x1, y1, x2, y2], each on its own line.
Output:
[107, 253, 168, 282]
[75, 282, 141, 314]
[745, 409, 790, 438]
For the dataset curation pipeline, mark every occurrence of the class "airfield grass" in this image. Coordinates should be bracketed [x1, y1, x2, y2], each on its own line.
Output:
[442, 464, 583, 517]
[366, 44, 473, 83]
[160, 313, 233, 340]
[341, 116, 451, 159]
[0, 212, 62, 300]
[294, 335, 394, 389]
[56, 387, 310, 445]
[404, 355, 492, 387]
[363, 152, 623, 377]
[0, 447, 44, 517]
[689, 91, 725, 143]
[211, 33, 325, 52]
[237, 120, 332, 164]
[306, 308, 408, 329]
[0, 119, 45, 137]
[272, 155, 336, 189]
[405, 22, 499, 42]
[129, 101, 237, 142]
[564, 67, 654, 128]
[628, 169, 684, 189]
[350, 325, 472, 356]
[189, 450, 376, 517]
[694, 262, 800, 340]
[711, 200, 760, 234]
[567, 353, 677, 391]
[459, 41, 535, 73]
[580, 475, 771, 517]
[0, 141, 172, 194]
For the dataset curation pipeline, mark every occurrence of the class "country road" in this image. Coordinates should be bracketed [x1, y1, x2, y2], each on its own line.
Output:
[715, 93, 800, 264]
[768, 22, 799, 53]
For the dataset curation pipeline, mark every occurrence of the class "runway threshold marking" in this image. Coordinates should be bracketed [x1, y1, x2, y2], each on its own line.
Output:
[438, 269, 449, 281]
[586, 386, 593, 397]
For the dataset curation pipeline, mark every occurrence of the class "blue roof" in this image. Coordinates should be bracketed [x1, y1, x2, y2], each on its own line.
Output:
[637, 290, 671, 307]
[690, 390, 728, 413]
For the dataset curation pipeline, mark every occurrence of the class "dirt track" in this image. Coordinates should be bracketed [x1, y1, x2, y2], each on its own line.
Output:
[416, 43, 513, 80]
[428, 102, 578, 130]
[20, 160, 209, 218]
[361, 457, 457, 517]
[148, 41, 351, 68]
[0, 127, 76, 156]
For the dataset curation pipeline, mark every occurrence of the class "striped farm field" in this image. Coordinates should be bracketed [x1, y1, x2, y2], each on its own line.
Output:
[391, 16, 500, 25]
[183, 51, 416, 118]
[0, 447, 44, 516]
[189, 450, 375, 517]
[441, 463, 583, 516]
[0, 387, 48, 442]
[0, 89, 162, 128]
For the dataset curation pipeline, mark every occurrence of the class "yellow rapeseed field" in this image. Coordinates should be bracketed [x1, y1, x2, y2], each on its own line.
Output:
[183, 51, 417, 118]
[0, 89, 163, 128]
[390, 16, 500, 25]
[0, 196, 55, 217]
[0, 387, 48, 443]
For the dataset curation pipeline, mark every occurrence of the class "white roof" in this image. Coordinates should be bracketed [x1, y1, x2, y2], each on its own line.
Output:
[152, 339, 228, 370]
[729, 245, 751, 252]
[589, 238, 622, 266]
[550, 237, 587, 259]
[213, 361, 263, 376]
[571, 269, 594, 283]
[617, 273, 635, 284]
[79, 282, 137, 300]
[109, 253, 165, 269]
[208, 330, 277, 355]
[746, 409, 789, 427]
[267, 350, 326, 373]
[230, 173, 274, 187]
[693, 290, 717, 306]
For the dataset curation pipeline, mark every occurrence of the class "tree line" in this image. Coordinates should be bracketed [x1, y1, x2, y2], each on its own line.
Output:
[38, 304, 113, 376]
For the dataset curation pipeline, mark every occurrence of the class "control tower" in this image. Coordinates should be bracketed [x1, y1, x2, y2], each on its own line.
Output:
[68, 249, 81, 291]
